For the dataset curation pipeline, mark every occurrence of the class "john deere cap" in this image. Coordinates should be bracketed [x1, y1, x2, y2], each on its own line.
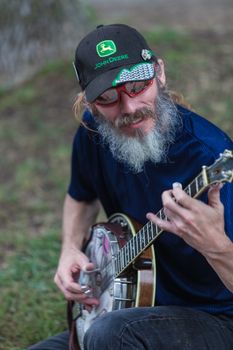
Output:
[74, 24, 156, 102]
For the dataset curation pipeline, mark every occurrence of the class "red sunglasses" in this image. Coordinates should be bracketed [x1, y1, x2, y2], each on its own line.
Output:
[95, 79, 154, 107]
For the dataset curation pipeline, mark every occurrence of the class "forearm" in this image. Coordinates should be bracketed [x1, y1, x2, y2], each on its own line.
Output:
[204, 236, 233, 293]
[61, 194, 101, 251]
[54, 194, 101, 302]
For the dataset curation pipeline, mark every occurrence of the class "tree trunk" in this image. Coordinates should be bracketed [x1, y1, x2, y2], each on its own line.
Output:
[0, 0, 90, 87]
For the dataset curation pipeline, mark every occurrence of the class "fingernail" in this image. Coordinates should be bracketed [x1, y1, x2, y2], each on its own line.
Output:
[172, 182, 182, 189]
[84, 289, 92, 295]
[211, 182, 224, 189]
[83, 265, 88, 272]
[81, 285, 89, 291]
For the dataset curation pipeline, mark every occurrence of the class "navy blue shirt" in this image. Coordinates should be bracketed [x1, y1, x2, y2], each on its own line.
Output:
[68, 105, 233, 316]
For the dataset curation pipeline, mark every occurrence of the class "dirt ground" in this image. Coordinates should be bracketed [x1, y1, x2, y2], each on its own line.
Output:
[86, 0, 233, 32]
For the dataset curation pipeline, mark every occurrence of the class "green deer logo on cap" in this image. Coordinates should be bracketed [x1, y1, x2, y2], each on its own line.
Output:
[96, 40, 117, 57]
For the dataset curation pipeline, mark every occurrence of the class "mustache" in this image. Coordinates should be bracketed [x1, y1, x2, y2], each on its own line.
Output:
[114, 107, 155, 129]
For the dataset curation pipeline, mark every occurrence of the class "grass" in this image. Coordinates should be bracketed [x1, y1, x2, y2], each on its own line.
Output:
[0, 230, 66, 349]
[0, 27, 232, 350]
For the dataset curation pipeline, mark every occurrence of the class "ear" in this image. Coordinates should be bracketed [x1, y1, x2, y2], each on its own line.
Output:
[155, 59, 166, 87]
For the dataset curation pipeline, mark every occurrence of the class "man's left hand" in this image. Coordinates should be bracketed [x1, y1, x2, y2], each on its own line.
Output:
[146, 183, 229, 255]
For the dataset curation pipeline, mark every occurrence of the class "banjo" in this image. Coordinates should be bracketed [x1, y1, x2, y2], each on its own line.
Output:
[70, 150, 233, 350]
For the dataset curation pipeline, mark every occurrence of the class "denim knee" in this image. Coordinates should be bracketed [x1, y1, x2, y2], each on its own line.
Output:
[84, 311, 122, 350]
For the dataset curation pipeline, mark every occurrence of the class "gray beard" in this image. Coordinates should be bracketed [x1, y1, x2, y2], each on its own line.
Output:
[94, 90, 181, 173]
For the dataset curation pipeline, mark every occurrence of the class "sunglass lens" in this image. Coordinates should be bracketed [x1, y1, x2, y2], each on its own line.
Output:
[125, 81, 149, 95]
[96, 89, 118, 105]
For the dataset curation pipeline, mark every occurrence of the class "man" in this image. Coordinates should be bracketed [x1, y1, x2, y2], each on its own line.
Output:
[29, 24, 233, 350]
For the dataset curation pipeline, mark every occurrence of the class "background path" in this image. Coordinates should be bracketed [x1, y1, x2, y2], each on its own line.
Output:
[86, 0, 233, 32]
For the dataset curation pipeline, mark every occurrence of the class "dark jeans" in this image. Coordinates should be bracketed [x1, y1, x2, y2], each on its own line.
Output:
[28, 306, 233, 350]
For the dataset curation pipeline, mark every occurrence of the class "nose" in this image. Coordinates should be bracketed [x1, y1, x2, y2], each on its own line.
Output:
[119, 92, 137, 115]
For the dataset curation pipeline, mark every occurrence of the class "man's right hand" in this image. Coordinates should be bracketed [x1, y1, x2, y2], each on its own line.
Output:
[54, 247, 100, 307]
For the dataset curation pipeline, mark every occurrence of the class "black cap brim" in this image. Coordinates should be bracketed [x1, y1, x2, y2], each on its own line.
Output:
[85, 62, 155, 103]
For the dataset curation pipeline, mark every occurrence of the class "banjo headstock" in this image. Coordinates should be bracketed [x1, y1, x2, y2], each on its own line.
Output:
[205, 149, 233, 186]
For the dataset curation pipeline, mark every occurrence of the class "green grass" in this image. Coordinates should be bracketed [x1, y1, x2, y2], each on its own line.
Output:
[0, 26, 232, 350]
[0, 230, 67, 350]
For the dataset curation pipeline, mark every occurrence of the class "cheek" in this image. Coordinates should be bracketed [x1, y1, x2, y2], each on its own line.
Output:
[141, 81, 158, 107]
[95, 105, 120, 123]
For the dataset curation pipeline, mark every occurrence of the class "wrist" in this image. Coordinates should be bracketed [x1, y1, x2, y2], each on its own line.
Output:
[62, 230, 88, 252]
[203, 235, 233, 261]
[61, 241, 83, 255]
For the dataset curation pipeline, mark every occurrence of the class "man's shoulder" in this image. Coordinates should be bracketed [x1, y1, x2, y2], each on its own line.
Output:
[177, 105, 228, 136]
[177, 105, 232, 154]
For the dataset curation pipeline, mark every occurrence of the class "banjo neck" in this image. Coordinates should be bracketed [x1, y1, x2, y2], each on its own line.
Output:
[114, 150, 233, 277]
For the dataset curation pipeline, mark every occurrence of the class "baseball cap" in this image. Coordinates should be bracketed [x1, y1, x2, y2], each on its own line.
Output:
[74, 24, 157, 102]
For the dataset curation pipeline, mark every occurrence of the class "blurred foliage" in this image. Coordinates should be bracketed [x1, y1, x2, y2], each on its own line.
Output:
[0, 0, 90, 87]
[145, 28, 233, 134]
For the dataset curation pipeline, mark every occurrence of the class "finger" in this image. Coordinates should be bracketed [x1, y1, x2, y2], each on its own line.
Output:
[208, 183, 224, 209]
[83, 262, 96, 272]
[146, 212, 176, 234]
[171, 187, 195, 211]
[56, 272, 82, 294]
[67, 263, 96, 294]
[56, 276, 99, 303]
[66, 291, 99, 304]
[75, 252, 93, 271]
[56, 263, 79, 285]
[83, 297, 100, 306]
[162, 189, 189, 218]
[56, 279, 83, 301]
[164, 207, 180, 222]
[54, 272, 75, 292]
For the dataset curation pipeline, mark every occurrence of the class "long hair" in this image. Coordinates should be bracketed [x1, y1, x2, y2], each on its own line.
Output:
[73, 91, 88, 124]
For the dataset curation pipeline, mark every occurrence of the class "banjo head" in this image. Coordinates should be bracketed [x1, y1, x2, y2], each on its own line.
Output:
[76, 225, 118, 348]
[76, 215, 137, 349]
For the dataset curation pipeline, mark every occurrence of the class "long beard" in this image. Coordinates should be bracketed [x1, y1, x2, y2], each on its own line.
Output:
[93, 89, 181, 173]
